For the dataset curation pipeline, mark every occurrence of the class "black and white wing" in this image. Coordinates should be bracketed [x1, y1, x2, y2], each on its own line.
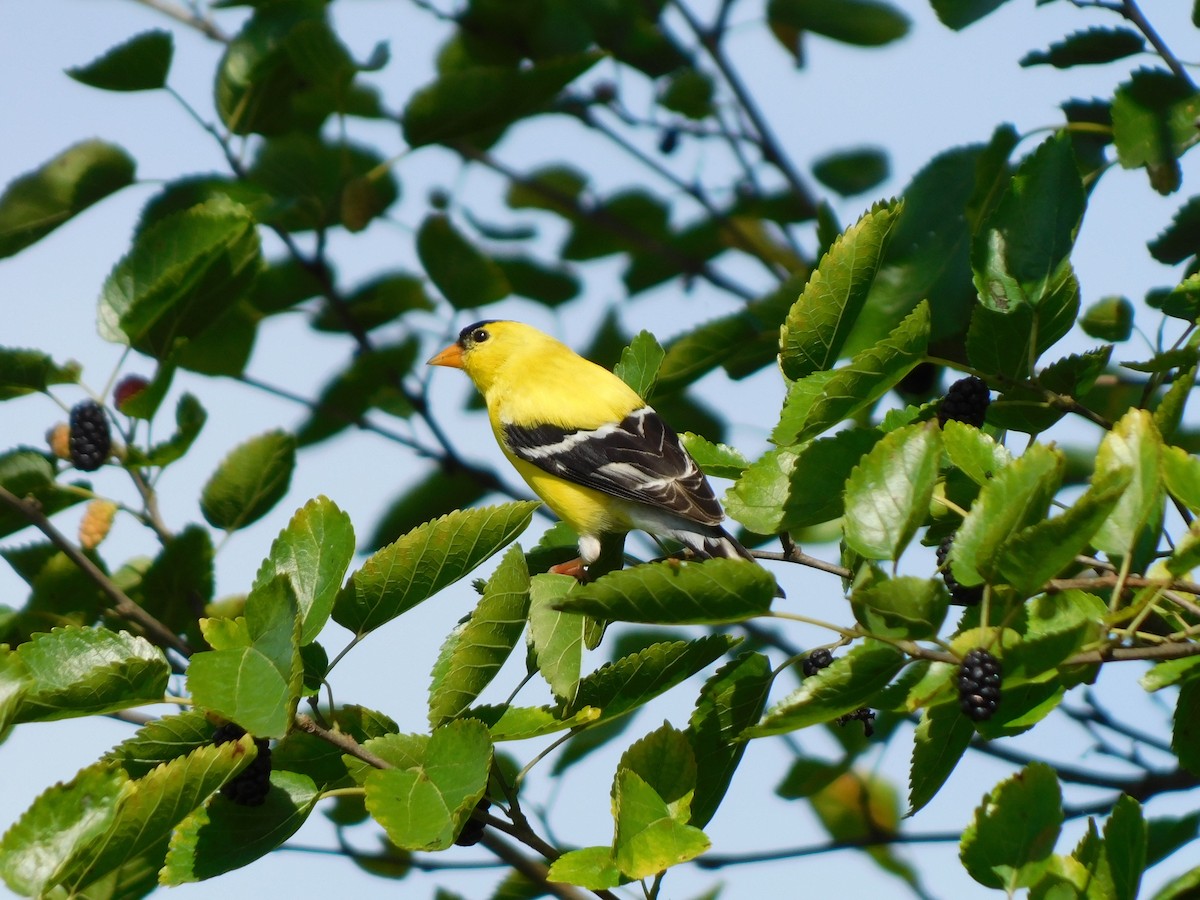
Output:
[503, 406, 723, 527]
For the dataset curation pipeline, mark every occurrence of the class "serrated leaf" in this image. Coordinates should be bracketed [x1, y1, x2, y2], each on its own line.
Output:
[104, 710, 216, 779]
[929, 0, 1012, 30]
[990, 346, 1112, 434]
[1112, 70, 1200, 185]
[334, 502, 538, 637]
[951, 444, 1063, 587]
[187, 576, 301, 738]
[495, 255, 579, 306]
[1104, 795, 1147, 900]
[613, 331, 663, 400]
[1020, 27, 1144, 69]
[161, 771, 320, 884]
[250, 495, 354, 644]
[200, 430, 295, 531]
[613, 769, 710, 879]
[942, 420, 1012, 485]
[0, 140, 135, 259]
[98, 197, 262, 360]
[909, 701, 974, 815]
[1174, 680, 1200, 776]
[811, 147, 890, 198]
[415, 213, 510, 309]
[67, 31, 173, 91]
[459, 703, 599, 741]
[1149, 197, 1200, 265]
[362, 720, 493, 851]
[686, 652, 772, 828]
[743, 641, 905, 738]
[843, 421, 941, 560]
[726, 428, 881, 534]
[560, 558, 776, 625]
[678, 434, 748, 480]
[10, 627, 169, 724]
[779, 199, 901, 380]
[429, 545, 531, 727]
[1081, 296, 1135, 342]
[960, 762, 1063, 890]
[402, 52, 601, 147]
[0, 348, 80, 400]
[767, 0, 910, 46]
[571, 635, 739, 724]
[527, 573, 587, 705]
[1092, 409, 1164, 557]
[997, 466, 1130, 596]
[1003, 591, 1105, 680]
[619, 723, 697, 822]
[546, 846, 623, 890]
[132, 392, 206, 467]
[852, 576, 948, 640]
[774, 302, 929, 445]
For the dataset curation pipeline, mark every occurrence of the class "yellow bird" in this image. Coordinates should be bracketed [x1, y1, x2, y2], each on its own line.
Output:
[428, 320, 775, 588]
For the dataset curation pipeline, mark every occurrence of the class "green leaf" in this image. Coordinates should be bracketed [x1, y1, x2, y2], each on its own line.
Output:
[416, 213, 510, 309]
[1003, 590, 1106, 680]
[130, 392, 206, 467]
[313, 273, 433, 333]
[679, 433, 749, 480]
[613, 331, 664, 400]
[459, 703, 599, 741]
[297, 340, 420, 447]
[250, 495, 354, 644]
[0, 348, 80, 400]
[811, 147, 890, 198]
[943, 420, 1012, 485]
[67, 30, 173, 91]
[528, 573, 587, 705]
[104, 710, 215, 779]
[334, 502, 539, 637]
[1112, 70, 1200, 189]
[852, 576, 948, 640]
[1092, 409, 1164, 557]
[726, 428, 881, 534]
[1153, 865, 1200, 900]
[1105, 795, 1147, 900]
[909, 701, 974, 815]
[686, 652, 773, 828]
[996, 467, 1129, 596]
[767, 0, 910, 46]
[429, 545, 531, 727]
[572, 635, 739, 724]
[1174, 680, 1200, 776]
[162, 771, 319, 884]
[362, 720, 493, 851]
[560, 558, 777, 625]
[0, 140, 135, 259]
[1163, 445, 1200, 514]
[966, 265, 1080, 381]
[0, 451, 88, 540]
[960, 762, 1063, 890]
[0, 762, 128, 896]
[200, 430, 296, 531]
[1081, 296, 1135, 342]
[951, 444, 1063, 587]
[661, 68, 714, 119]
[619, 722, 697, 822]
[779, 199, 902, 380]
[187, 576, 301, 738]
[1141, 655, 1200, 692]
[495, 256, 580, 306]
[774, 302, 929, 445]
[97, 197, 262, 360]
[743, 641, 906, 737]
[547, 846, 623, 890]
[613, 769, 710, 879]
[1150, 197, 1200, 264]
[9, 627, 169, 724]
[972, 133, 1085, 313]
[1020, 27, 1144, 69]
[843, 421, 941, 560]
[505, 164, 587, 213]
[930, 0, 1014, 29]
[402, 52, 602, 146]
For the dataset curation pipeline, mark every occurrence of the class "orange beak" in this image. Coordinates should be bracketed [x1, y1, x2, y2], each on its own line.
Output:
[427, 343, 464, 368]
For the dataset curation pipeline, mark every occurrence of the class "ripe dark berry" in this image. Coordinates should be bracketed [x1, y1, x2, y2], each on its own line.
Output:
[213, 723, 272, 806]
[958, 649, 1002, 722]
[455, 798, 491, 846]
[68, 400, 111, 472]
[113, 375, 150, 412]
[895, 362, 940, 400]
[592, 80, 617, 104]
[658, 127, 680, 155]
[803, 648, 833, 677]
[937, 535, 982, 606]
[836, 707, 876, 738]
[937, 376, 990, 428]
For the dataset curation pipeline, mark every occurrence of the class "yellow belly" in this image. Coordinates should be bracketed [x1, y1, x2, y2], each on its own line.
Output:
[509, 455, 633, 537]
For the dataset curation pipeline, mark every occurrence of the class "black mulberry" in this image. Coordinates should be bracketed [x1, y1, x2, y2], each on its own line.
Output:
[213, 723, 272, 806]
[455, 798, 491, 846]
[938, 376, 990, 428]
[68, 400, 111, 471]
[958, 649, 1002, 722]
[937, 535, 982, 606]
[802, 648, 833, 677]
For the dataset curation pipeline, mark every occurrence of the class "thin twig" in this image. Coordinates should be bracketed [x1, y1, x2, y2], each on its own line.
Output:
[132, 0, 229, 41]
[0, 484, 192, 657]
[1118, 0, 1195, 87]
[696, 831, 963, 868]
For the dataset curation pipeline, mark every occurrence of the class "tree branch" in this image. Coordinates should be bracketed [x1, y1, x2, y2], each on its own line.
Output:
[131, 0, 229, 41]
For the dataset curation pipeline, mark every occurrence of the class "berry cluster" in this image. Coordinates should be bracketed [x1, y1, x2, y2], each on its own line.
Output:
[802, 648, 833, 677]
[936, 535, 982, 606]
[836, 707, 876, 738]
[958, 649, 1002, 722]
[937, 376, 990, 428]
[455, 798, 491, 847]
[68, 400, 111, 472]
[113, 375, 150, 412]
[213, 723, 273, 806]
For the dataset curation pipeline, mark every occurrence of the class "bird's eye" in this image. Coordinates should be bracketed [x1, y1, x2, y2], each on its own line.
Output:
[472, 328, 490, 343]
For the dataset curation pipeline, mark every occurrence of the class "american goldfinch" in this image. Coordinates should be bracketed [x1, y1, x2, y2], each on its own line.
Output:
[428, 320, 774, 587]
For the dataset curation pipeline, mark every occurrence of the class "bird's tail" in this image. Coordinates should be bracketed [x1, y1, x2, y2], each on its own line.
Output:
[687, 527, 786, 598]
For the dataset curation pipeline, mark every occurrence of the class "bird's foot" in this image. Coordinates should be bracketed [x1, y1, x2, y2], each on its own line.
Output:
[548, 557, 588, 582]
